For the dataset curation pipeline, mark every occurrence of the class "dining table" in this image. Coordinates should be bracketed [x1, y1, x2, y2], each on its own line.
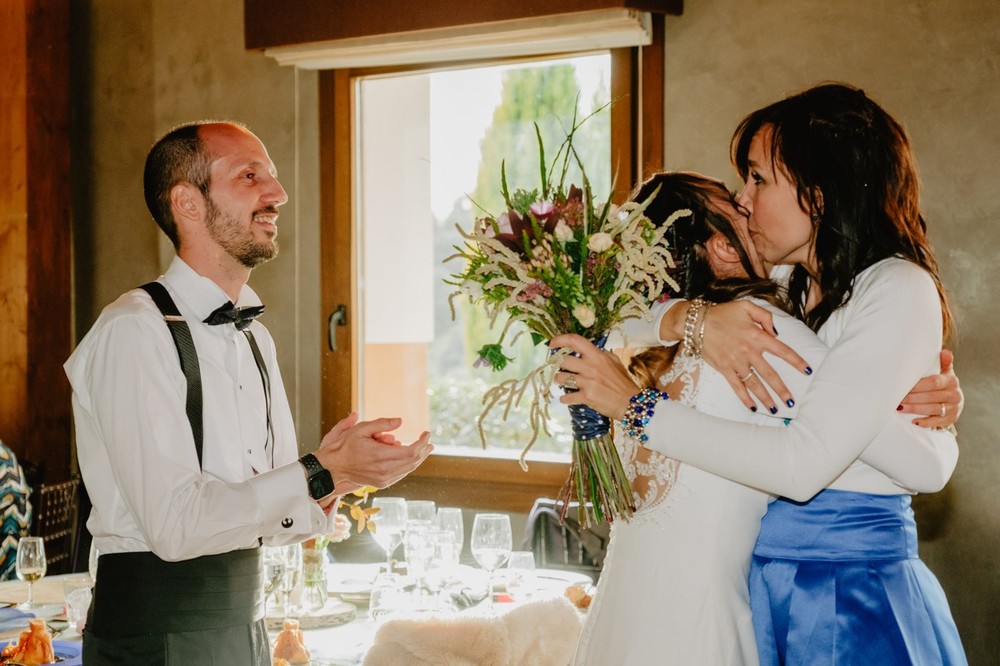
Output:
[0, 562, 592, 666]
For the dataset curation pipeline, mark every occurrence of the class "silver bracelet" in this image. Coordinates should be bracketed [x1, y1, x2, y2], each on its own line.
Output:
[682, 298, 711, 358]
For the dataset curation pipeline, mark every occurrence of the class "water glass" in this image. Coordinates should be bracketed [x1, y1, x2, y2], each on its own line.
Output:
[434, 507, 464, 561]
[63, 576, 93, 634]
[505, 551, 536, 601]
[368, 573, 404, 622]
[16, 537, 46, 609]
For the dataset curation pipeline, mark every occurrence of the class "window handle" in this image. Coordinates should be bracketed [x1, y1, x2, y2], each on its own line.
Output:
[328, 305, 347, 351]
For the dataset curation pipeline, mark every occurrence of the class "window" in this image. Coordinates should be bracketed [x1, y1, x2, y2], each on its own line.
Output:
[316, 26, 664, 512]
[357, 55, 611, 463]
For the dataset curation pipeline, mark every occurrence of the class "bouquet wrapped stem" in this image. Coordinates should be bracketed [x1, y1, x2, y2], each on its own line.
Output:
[560, 400, 635, 527]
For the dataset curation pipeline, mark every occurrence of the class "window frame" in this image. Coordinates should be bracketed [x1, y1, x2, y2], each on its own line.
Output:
[319, 27, 663, 513]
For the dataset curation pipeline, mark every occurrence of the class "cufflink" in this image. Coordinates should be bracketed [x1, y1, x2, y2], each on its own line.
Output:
[281, 517, 294, 528]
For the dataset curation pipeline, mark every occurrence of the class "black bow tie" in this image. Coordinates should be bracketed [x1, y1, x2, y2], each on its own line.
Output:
[203, 301, 266, 331]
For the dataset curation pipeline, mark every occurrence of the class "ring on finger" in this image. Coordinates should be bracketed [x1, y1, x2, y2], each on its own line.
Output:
[939, 403, 946, 418]
[564, 374, 579, 390]
[740, 368, 756, 383]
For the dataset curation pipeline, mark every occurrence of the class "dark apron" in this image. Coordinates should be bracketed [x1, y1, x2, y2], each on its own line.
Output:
[83, 547, 270, 665]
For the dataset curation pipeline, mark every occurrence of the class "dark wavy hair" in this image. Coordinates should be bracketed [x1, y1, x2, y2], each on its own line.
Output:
[731, 82, 952, 339]
[627, 172, 784, 389]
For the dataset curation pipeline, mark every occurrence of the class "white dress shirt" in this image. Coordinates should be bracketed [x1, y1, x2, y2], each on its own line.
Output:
[617, 257, 958, 499]
[65, 257, 332, 562]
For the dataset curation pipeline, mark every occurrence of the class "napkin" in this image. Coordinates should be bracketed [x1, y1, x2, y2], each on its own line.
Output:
[0, 607, 34, 633]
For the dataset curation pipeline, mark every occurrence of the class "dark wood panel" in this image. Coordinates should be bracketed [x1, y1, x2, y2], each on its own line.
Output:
[0, 0, 31, 458]
[0, 0, 73, 482]
[245, 0, 682, 50]
[25, 0, 73, 482]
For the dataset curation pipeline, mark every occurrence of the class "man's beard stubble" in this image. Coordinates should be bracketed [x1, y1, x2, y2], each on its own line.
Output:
[204, 197, 279, 269]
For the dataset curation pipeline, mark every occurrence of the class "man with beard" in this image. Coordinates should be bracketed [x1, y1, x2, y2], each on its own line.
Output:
[64, 122, 433, 664]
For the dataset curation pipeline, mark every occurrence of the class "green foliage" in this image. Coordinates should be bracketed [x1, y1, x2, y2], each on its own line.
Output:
[472, 64, 610, 217]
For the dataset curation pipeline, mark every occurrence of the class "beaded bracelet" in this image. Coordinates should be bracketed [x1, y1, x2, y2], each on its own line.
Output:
[619, 387, 670, 443]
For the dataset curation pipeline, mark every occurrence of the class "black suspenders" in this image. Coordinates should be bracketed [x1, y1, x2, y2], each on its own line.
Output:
[139, 282, 273, 471]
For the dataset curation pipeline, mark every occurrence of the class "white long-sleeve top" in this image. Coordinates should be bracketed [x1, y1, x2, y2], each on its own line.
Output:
[65, 257, 333, 562]
[616, 257, 957, 499]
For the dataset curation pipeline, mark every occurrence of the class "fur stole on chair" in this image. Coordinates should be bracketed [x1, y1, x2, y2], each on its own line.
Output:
[363, 597, 584, 666]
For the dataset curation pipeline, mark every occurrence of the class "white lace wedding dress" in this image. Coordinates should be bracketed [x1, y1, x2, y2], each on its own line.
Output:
[574, 349, 784, 666]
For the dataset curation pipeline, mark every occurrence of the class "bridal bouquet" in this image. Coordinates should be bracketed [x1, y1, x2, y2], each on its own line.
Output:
[445, 116, 682, 526]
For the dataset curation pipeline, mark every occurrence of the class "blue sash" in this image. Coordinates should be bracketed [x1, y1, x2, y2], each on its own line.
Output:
[750, 490, 966, 666]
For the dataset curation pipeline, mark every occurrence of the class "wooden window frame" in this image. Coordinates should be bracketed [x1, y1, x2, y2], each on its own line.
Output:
[319, 22, 663, 513]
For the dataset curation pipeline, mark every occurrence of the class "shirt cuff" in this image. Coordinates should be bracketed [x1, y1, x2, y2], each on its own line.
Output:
[248, 461, 329, 538]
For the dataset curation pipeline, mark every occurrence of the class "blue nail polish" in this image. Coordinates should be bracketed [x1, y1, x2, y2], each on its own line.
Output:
[786, 398, 795, 408]
[805, 366, 813, 375]
[750, 405, 757, 412]
[769, 406, 778, 414]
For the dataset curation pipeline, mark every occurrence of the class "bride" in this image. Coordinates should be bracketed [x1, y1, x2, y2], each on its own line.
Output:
[572, 172, 958, 665]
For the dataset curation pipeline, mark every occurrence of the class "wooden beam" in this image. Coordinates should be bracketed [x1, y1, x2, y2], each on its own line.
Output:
[0, 0, 73, 481]
[245, 0, 682, 50]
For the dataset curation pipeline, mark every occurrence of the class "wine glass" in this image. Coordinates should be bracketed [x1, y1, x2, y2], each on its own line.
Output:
[262, 547, 286, 617]
[423, 529, 457, 605]
[404, 527, 435, 603]
[277, 543, 302, 620]
[505, 551, 536, 602]
[16, 537, 47, 610]
[470, 513, 512, 614]
[406, 500, 436, 530]
[371, 497, 407, 572]
[435, 507, 464, 562]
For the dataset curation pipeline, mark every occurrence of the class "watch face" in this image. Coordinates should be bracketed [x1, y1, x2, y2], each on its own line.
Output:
[309, 473, 334, 499]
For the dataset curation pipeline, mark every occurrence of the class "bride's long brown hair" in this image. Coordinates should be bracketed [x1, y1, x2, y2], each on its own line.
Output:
[628, 172, 785, 389]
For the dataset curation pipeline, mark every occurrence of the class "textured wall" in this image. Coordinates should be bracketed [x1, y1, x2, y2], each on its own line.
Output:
[73, 0, 322, 449]
[73, 0, 995, 657]
[660, 0, 998, 658]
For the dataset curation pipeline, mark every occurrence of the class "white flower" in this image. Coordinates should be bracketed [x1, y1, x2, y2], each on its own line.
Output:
[530, 200, 555, 219]
[460, 280, 483, 297]
[496, 212, 513, 235]
[554, 221, 573, 242]
[573, 304, 596, 328]
[588, 232, 613, 253]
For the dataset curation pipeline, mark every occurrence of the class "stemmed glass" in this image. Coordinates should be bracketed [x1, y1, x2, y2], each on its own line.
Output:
[16, 537, 47, 610]
[277, 543, 302, 620]
[470, 513, 512, 614]
[404, 527, 436, 604]
[435, 507, 464, 563]
[406, 500, 437, 530]
[262, 547, 286, 617]
[371, 497, 407, 573]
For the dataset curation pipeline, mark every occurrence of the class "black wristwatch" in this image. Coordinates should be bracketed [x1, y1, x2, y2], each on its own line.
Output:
[299, 453, 335, 500]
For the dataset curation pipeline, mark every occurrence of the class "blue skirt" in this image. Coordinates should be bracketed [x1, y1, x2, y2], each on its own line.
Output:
[750, 490, 966, 666]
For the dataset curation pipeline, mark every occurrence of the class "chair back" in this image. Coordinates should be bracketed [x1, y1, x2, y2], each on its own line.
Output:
[31, 477, 81, 575]
[522, 498, 610, 580]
